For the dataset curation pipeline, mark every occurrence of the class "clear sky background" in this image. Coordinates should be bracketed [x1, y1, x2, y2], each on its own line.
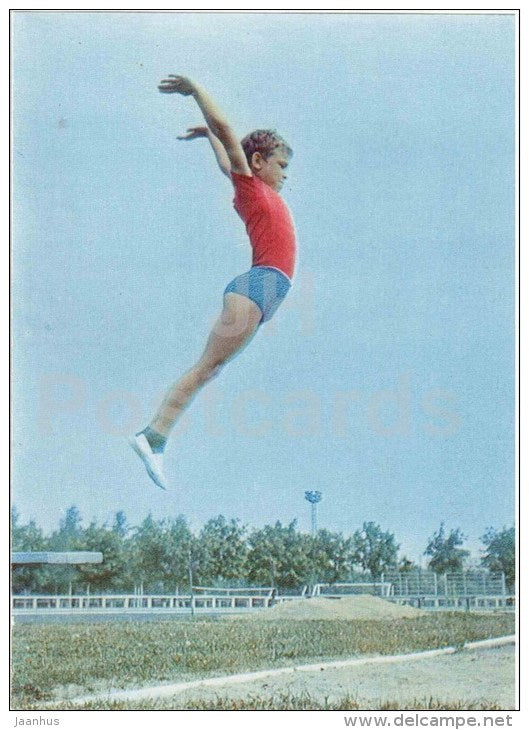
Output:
[12, 11, 515, 564]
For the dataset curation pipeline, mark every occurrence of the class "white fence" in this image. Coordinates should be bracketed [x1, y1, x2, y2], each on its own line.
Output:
[389, 594, 514, 611]
[310, 572, 514, 612]
[314, 571, 509, 597]
[385, 571, 508, 597]
[12, 591, 276, 612]
[11, 590, 514, 614]
[12, 572, 514, 614]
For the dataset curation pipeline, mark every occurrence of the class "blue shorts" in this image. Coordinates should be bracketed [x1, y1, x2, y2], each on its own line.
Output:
[224, 266, 292, 323]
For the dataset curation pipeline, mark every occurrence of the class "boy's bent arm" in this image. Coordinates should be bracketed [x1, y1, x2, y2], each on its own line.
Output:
[207, 130, 232, 177]
[159, 76, 251, 177]
[177, 126, 231, 177]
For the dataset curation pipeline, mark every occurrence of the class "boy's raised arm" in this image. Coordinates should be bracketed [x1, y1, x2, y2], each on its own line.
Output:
[159, 75, 251, 177]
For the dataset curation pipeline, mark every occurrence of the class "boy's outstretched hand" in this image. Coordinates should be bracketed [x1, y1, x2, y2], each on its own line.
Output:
[158, 75, 196, 95]
[177, 126, 209, 141]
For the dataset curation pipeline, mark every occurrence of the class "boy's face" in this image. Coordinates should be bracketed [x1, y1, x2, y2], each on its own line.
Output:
[251, 148, 289, 191]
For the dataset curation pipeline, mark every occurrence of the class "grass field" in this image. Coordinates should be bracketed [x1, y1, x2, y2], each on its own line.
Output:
[11, 612, 514, 710]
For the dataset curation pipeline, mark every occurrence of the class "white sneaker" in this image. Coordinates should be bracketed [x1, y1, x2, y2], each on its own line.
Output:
[128, 433, 168, 490]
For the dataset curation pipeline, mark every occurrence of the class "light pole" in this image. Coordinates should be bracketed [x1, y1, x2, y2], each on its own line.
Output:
[304, 491, 322, 537]
[305, 491, 322, 595]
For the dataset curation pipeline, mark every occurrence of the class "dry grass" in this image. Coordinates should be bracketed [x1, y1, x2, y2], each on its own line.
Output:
[17, 693, 506, 711]
[11, 612, 514, 710]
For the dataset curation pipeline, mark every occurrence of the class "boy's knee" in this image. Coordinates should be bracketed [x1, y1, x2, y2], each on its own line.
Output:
[207, 364, 223, 381]
[197, 362, 223, 384]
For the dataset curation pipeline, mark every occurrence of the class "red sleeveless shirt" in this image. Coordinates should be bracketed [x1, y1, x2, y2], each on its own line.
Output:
[231, 172, 297, 279]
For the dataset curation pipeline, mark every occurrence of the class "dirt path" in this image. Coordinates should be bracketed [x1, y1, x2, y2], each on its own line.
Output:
[173, 644, 515, 710]
[62, 636, 515, 710]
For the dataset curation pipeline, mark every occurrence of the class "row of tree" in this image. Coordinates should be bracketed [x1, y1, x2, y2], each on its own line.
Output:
[11, 506, 515, 594]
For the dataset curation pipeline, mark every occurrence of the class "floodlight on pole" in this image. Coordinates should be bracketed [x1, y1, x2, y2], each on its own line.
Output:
[304, 491, 322, 537]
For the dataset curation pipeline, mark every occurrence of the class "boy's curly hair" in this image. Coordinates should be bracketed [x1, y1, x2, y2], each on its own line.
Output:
[241, 129, 293, 167]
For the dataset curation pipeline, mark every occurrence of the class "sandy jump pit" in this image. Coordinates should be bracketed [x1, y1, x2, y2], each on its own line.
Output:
[228, 595, 423, 620]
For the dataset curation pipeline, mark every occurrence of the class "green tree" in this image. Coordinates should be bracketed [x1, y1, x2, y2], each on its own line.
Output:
[351, 522, 400, 577]
[128, 514, 197, 592]
[112, 510, 129, 538]
[398, 556, 418, 573]
[44, 505, 85, 593]
[129, 514, 170, 592]
[11, 507, 47, 594]
[165, 515, 197, 589]
[11, 507, 45, 552]
[49, 505, 83, 550]
[480, 526, 515, 589]
[76, 520, 129, 591]
[312, 529, 354, 584]
[198, 515, 248, 584]
[110, 511, 138, 590]
[424, 522, 469, 573]
[247, 521, 311, 589]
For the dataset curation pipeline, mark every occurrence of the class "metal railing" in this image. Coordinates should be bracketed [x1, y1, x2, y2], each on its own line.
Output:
[385, 571, 508, 597]
[12, 589, 514, 614]
[309, 572, 514, 612]
[12, 591, 276, 612]
[388, 595, 515, 611]
[313, 571, 509, 597]
[12, 572, 514, 614]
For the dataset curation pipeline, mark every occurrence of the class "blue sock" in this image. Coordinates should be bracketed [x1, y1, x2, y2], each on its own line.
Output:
[138, 426, 167, 453]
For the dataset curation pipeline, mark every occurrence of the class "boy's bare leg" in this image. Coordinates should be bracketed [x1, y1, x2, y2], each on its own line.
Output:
[149, 293, 262, 438]
[130, 294, 262, 488]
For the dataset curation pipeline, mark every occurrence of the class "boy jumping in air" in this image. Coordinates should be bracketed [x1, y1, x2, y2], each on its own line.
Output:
[129, 75, 296, 490]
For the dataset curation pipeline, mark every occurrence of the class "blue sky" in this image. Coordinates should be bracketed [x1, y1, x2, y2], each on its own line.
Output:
[12, 12, 515, 564]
